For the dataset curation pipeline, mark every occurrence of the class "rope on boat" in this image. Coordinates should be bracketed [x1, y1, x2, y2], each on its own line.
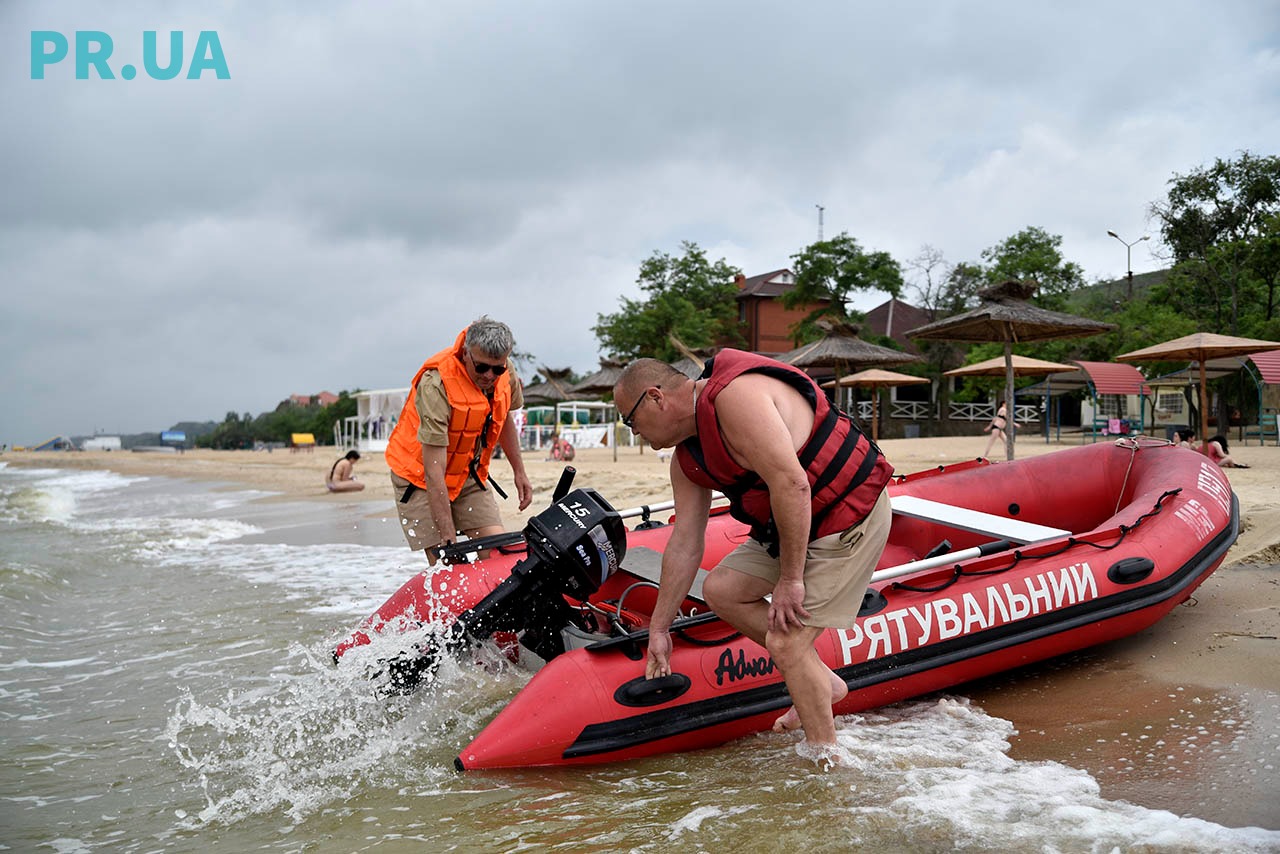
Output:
[605, 581, 743, 646]
[890, 487, 1183, 594]
[1111, 434, 1175, 516]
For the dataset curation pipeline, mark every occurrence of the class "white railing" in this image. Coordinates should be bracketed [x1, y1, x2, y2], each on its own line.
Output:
[948, 402, 992, 422]
[889, 401, 936, 420]
[335, 415, 394, 453]
[1013, 403, 1041, 424]
[946, 402, 1041, 424]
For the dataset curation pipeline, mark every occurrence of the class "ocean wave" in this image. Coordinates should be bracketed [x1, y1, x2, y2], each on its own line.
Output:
[151, 541, 420, 616]
[0, 467, 148, 525]
[73, 515, 265, 557]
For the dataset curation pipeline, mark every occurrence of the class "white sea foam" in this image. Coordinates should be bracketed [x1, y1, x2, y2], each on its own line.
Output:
[72, 515, 265, 557]
[832, 697, 1280, 852]
[152, 541, 423, 616]
[0, 467, 147, 525]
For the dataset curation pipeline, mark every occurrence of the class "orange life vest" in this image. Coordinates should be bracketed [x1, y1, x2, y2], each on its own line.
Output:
[384, 330, 511, 499]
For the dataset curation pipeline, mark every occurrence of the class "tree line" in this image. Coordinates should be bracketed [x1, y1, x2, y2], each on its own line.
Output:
[593, 150, 1280, 418]
[196, 393, 359, 450]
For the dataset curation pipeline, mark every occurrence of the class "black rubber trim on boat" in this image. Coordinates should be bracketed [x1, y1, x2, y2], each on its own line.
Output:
[560, 494, 1240, 761]
[614, 674, 692, 707]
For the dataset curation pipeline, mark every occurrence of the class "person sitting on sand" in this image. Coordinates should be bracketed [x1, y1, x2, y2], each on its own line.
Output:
[327, 450, 366, 492]
[1206, 433, 1249, 468]
[1176, 429, 1249, 468]
[548, 433, 575, 462]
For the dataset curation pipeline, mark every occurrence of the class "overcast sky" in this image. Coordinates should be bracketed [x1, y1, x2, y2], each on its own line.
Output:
[2, 2, 1277, 443]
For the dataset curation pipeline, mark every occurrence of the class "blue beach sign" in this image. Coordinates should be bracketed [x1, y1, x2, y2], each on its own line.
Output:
[31, 30, 230, 80]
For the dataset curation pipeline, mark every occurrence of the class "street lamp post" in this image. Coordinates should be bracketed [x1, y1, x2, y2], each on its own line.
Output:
[1107, 230, 1150, 298]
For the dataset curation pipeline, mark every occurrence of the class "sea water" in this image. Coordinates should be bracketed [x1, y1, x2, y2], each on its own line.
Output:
[1, 463, 1277, 853]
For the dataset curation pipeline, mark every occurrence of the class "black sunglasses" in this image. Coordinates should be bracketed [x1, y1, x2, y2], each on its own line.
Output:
[468, 351, 508, 376]
[622, 385, 658, 429]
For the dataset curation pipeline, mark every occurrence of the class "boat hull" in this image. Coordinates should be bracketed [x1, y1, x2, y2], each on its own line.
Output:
[338, 441, 1239, 770]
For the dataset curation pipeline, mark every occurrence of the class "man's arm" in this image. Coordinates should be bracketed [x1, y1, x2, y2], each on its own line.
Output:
[421, 444, 455, 552]
[497, 411, 533, 510]
[646, 458, 711, 679]
[713, 376, 813, 632]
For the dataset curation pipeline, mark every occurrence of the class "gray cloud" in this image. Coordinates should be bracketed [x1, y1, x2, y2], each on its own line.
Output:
[2, 0, 1278, 442]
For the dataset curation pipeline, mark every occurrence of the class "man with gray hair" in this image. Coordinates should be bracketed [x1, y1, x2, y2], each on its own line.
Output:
[385, 316, 533, 564]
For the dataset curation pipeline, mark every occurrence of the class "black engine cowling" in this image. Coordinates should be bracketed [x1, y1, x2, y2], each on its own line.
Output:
[382, 487, 627, 692]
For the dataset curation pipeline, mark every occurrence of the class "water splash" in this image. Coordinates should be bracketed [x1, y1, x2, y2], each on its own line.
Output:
[164, 630, 531, 828]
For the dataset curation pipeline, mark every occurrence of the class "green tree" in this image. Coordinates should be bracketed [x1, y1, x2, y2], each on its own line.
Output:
[980, 226, 1085, 310]
[1149, 151, 1280, 334]
[783, 233, 903, 340]
[593, 241, 744, 361]
[199, 411, 255, 449]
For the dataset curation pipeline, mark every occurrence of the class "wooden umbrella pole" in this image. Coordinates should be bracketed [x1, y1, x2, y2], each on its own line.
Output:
[1004, 338, 1016, 461]
[1199, 359, 1209, 455]
[871, 389, 879, 442]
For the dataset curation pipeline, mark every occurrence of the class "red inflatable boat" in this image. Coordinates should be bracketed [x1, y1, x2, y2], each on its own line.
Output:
[334, 439, 1238, 770]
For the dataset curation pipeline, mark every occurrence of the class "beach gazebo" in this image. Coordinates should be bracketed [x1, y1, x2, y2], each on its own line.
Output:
[908, 280, 1115, 461]
[1116, 333, 1280, 453]
[570, 359, 626, 460]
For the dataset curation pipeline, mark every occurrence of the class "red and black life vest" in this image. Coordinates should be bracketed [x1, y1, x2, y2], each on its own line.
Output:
[675, 349, 892, 547]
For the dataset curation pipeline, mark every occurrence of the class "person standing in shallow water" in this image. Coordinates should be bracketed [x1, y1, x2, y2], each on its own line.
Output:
[613, 352, 893, 761]
[384, 317, 533, 565]
[326, 450, 365, 492]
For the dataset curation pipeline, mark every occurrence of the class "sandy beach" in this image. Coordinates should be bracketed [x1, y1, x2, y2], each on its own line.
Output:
[6, 437, 1280, 823]
[8, 435, 1276, 698]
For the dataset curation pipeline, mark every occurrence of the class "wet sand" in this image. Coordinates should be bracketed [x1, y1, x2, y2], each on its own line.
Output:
[6, 436, 1279, 826]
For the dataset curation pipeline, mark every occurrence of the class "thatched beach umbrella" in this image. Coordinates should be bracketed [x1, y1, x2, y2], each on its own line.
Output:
[943, 354, 1077, 378]
[946, 354, 1079, 446]
[908, 280, 1115, 461]
[570, 359, 626, 460]
[822, 368, 930, 442]
[522, 367, 579, 407]
[1116, 333, 1280, 453]
[669, 357, 705, 380]
[781, 318, 922, 410]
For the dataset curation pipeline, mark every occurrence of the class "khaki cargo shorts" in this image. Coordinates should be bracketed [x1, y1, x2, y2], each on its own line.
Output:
[389, 472, 503, 552]
[717, 489, 892, 628]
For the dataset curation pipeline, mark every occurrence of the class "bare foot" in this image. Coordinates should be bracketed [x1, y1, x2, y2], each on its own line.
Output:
[772, 669, 848, 732]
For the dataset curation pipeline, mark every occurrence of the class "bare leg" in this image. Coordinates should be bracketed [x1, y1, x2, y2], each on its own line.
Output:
[704, 569, 845, 745]
[982, 428, 1003, 459]
[772, 663, 848, 732]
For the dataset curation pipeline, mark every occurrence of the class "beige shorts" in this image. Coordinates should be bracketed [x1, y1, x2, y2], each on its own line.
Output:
[389, 472, 503, 551]
[718, 489, 892, 629]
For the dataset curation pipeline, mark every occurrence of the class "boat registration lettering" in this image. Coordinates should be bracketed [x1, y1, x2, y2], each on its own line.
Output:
[1173, 497, 1217, 542]
[836, 562, 1098, 664]
[1195, 463, 1232, 517]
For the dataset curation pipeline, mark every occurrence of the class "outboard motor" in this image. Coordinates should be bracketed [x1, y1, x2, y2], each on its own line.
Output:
[384, 487, 626, 692]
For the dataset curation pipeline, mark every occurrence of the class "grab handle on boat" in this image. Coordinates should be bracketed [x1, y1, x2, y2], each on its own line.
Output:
[614, 673, 692, 707]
